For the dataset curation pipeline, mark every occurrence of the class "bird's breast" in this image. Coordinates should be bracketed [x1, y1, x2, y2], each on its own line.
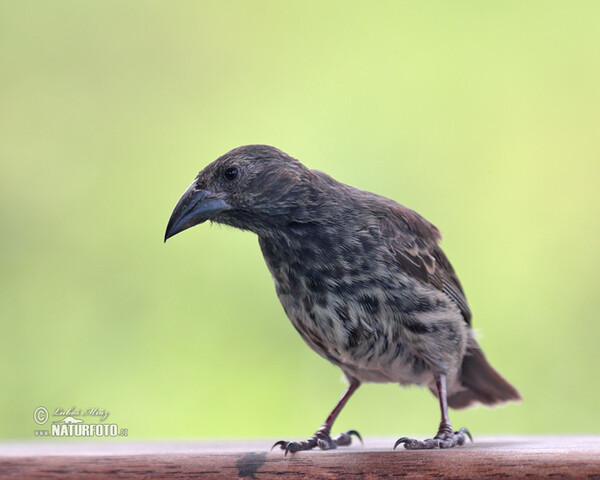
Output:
[257, 228, 466, 384]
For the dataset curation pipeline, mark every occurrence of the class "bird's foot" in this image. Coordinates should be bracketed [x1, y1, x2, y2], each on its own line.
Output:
[272, 428, 362, 455]
[394, 425, 472, 450]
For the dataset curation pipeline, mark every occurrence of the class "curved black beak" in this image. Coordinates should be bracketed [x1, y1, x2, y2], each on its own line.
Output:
[164, 182, 230, 242]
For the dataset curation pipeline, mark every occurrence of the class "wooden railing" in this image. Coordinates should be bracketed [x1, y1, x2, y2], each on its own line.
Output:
[1, 436, 598, 479]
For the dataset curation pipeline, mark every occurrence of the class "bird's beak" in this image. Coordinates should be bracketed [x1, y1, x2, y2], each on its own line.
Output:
[164, 182, 230, 242]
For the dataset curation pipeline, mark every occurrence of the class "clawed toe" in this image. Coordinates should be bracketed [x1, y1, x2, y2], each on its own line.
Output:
[272, 439, 312, 455]
[333, 429, 363, 447]
[393, 427, 473, 450]
[458, 427, 473, 443]
[272, 429, 362, 455]
[271, 440, 293, 452]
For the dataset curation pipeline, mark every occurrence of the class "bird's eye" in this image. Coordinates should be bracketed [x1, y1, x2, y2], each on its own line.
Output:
[224, 167, 238, 181]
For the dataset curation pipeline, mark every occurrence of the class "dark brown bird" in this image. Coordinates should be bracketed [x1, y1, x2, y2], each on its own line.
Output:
[164, 145, 521, 453]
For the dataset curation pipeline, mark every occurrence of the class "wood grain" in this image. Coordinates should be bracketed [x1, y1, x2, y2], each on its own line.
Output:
[1, 436, 598, 479]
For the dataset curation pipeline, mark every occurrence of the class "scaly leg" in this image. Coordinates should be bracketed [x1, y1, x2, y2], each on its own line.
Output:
[273, 378, 362, 455]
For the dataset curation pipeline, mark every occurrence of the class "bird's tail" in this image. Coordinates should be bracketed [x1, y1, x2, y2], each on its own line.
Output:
[447, 340, 522, 409]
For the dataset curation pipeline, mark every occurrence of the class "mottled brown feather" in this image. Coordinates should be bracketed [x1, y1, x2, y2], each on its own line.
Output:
[382, 205, 472, 325]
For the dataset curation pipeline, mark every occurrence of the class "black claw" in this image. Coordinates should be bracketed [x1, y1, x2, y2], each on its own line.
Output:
[347, 429, 363, 445]
[285, 443, 295, 456]
[393, 437, 410, 450]
[271, 440, 286, 451]
[459, 427, 473, 443]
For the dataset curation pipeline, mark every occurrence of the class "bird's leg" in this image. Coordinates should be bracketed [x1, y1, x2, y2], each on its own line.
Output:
[272, 378, 362, 455]
[394, 373, 472, 450]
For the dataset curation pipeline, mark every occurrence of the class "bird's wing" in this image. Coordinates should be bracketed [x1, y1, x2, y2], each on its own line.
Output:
[381, 205, 472, 325]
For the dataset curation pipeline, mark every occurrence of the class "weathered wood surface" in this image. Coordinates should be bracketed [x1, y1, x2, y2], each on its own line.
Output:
[0, 436, 598, 479]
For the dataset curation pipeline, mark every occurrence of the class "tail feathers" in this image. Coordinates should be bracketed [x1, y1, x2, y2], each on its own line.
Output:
[447, 342, 522, 410]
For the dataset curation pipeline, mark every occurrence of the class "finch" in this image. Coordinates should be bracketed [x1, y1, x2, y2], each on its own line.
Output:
[164, 145, 521, 453]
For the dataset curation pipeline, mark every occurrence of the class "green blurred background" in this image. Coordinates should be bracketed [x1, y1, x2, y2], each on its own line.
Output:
[1, 1, 599, 440]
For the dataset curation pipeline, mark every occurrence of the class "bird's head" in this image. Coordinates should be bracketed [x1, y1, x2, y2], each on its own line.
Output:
[164, 145, 324, 241]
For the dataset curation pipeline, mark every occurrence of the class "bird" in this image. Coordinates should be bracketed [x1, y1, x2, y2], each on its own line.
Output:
[164, 144, 521, 453]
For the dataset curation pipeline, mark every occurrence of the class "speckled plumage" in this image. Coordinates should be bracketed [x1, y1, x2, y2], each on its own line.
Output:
[165, 144, 521, 452]
[258, 209, 468, 389]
